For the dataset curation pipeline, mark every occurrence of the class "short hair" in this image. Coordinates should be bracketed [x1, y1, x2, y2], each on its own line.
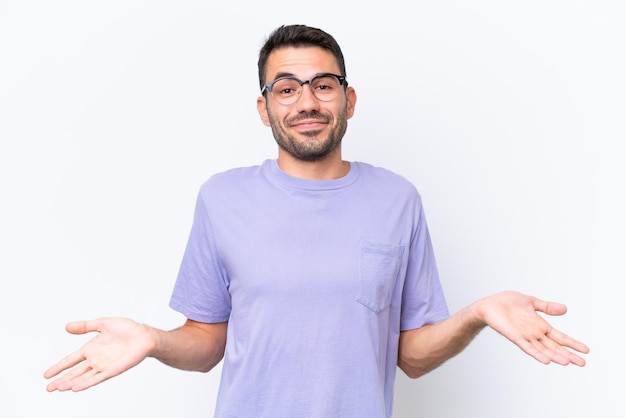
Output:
[257, 24, 347, 90]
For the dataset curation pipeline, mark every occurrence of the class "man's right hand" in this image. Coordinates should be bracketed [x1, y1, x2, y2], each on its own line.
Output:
[44, 317, 157, 392]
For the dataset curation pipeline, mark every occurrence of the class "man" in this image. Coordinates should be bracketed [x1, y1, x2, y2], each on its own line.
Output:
[44, 24, 589, 417]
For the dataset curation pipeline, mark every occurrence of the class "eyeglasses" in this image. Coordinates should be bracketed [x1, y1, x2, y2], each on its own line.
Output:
[261, 73, 347, 105]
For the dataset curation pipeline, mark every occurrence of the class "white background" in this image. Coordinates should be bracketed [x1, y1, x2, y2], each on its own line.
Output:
[1, 1, 624, 417]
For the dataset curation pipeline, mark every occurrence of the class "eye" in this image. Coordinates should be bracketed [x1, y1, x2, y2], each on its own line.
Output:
[315, 83, 333, 91]
[273, 78, 300, 96]
[312, 76, 340, 94]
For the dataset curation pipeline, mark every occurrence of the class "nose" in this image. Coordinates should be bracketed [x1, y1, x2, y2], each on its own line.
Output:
[295, 82, 320, 111]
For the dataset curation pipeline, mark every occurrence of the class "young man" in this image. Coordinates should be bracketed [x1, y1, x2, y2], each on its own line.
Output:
[44, 24, 589, 417]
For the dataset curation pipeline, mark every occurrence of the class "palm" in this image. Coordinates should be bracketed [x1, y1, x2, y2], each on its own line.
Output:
[44, 317, 155, 392]
[477, 291, 588, 366]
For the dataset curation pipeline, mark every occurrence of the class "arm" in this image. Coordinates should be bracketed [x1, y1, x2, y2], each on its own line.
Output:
[398, 291, 589, 379]
[44, 317, 227, 392]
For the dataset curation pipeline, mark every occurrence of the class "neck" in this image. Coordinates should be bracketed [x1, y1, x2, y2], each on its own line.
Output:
[277, 150, 349, 180]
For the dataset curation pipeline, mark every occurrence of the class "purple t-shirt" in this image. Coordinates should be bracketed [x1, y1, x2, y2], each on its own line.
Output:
[169, 159, 449, 417]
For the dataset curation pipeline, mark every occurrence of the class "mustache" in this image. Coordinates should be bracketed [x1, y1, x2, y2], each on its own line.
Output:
[286, 112, 330, 126]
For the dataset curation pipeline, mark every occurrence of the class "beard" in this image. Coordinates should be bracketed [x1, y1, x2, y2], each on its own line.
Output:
[267, 108, 348, 162]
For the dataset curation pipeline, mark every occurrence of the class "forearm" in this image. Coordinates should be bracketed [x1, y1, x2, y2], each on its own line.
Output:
[398, 304, 486, 379]
[148, 319, 227, 373]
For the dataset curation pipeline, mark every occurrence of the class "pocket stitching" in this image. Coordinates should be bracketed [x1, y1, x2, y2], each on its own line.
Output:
[357, 241, 404, 313]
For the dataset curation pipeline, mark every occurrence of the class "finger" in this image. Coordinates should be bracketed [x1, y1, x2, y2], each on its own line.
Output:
[543, 341, 587, 367]
[43, 350, 87, 379]
[523, 331, 588, 367]
[560, 349, 587, 367]
[546, 328, 590, 355]
[65, 319, 103, 335]
[514, 332, 572, 366]
[511, 336, 551, 365]
[70, 369, 115, 392]
[532, 298, 568, 316]
[59, 366, 104, 392]
[545, 329, 589, 366]
[526, 337, 552, 365]
[535, 334, 574, 366]
[45, 361, 92, 392]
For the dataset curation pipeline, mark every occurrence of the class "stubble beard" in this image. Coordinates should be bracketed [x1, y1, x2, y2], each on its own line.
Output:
[268, 108, 348, 162]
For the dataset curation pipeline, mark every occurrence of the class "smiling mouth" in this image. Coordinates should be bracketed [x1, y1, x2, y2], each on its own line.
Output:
[291, 120, 326, 130]
[287, 112, 330, 126]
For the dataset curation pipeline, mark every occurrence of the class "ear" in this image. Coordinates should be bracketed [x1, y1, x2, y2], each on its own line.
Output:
[257, 96, 271, 126]
[345, 86, 357, 120]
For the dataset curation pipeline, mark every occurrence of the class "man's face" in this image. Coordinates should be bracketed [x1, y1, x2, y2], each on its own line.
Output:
[257, 46, 356, 162]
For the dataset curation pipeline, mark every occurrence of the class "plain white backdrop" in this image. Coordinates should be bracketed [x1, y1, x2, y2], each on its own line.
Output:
[1, 1, 624, 417]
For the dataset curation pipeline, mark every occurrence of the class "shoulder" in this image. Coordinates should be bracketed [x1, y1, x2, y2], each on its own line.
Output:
[352, 162, 422, 199]
[199, 162, 266, 192]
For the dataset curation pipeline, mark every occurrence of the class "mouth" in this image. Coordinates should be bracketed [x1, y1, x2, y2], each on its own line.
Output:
[290, 120, 327, 132]
[287, 113, 330, 134]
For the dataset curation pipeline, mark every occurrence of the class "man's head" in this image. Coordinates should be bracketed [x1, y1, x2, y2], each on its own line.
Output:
[256, 25, 356, 166]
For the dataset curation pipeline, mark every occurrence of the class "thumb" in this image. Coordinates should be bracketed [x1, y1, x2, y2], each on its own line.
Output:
[65, 319, 100, 335]
[533, 298, 568, 316]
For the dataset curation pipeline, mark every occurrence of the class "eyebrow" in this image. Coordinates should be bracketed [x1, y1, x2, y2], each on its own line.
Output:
[269, 72, 329, 81]
[272, 72, 296, 79]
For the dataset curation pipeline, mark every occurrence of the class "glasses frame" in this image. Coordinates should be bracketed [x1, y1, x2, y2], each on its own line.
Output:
[261, 73, 348, 105]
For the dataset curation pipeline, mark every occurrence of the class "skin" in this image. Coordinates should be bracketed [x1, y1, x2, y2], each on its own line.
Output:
[43, 45, 589, 393]
[256, 46, 356, 180]
[398, 291, 588, 378]
[44, 319, 227, 392]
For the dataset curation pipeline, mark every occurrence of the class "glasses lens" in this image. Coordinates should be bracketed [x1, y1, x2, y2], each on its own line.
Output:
[310, 75, 341, 102]
[271, 78, 302, 105]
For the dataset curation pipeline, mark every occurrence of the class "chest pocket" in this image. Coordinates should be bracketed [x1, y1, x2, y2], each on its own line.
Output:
[357, 240, 405, 313]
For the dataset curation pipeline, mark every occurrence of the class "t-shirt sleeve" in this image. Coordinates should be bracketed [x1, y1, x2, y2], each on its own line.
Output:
[400, 202, 450, 331]
[169, 186, 231, 323]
